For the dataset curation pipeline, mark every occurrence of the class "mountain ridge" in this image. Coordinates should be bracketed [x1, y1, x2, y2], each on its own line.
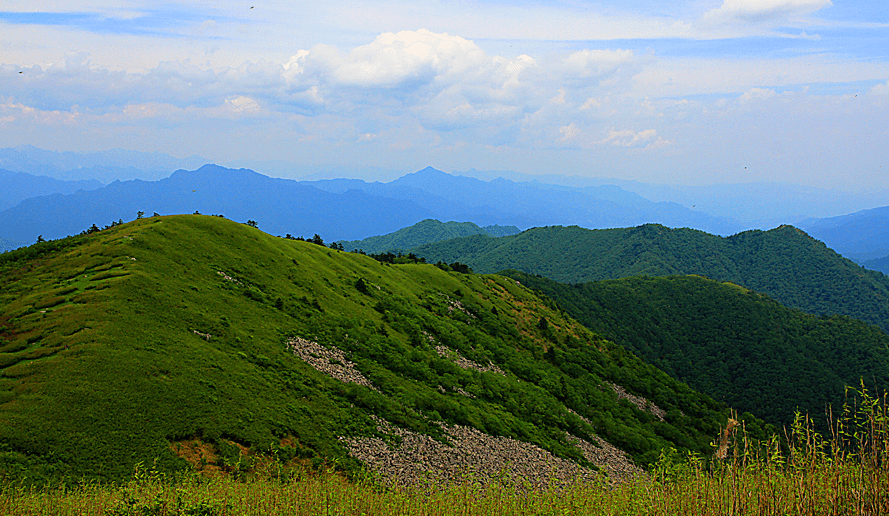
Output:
[408, 224, 889, 333]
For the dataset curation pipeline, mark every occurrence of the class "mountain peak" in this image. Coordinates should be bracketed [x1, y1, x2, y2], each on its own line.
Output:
[413, 166, 448, 176]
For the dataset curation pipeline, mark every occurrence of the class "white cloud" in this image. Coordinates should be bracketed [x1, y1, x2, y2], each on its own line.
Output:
[580, 97, 602, 110]
[563, 49, 635, 79]
[558, 123, 581, 142]
[869, 81, 889, 95]
[740, 87, 778, 101]
[703, 0, 832, 24]
[599, 128, 671, 149]
[315, 29, 488, 88]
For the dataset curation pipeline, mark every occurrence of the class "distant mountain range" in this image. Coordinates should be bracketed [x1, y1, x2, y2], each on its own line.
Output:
[0, 164, 748, 245]
[457, 168, 889, 227]
[307, 166, 745, 236]
[801, 206, 889, 264]
[0, 165, 436, 243]
[0, 168, 103, 212]
[0, 144, 206, 183]
[1, 145, 887, 270]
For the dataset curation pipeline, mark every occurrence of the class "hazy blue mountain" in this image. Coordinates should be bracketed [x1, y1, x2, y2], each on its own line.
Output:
[0, 144, 207, 182]
[457, 168, 889, 227]
[862, 256, 889, 276]
[0, 164, 436, 242]
[311, 167, 746, 236]
[337, 219, 521, 254]
[801, 205, 889, 262]
[0, 168, 104, 211]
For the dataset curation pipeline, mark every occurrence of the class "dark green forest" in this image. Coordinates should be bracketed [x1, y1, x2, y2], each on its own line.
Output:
[410, 224, 889, 332]
[503, 271, 889, 428]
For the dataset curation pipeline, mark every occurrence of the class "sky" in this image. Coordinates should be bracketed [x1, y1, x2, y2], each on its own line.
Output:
[1, 0, 888, 191]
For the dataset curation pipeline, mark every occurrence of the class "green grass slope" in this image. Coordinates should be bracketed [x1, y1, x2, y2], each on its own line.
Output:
[0, 215, 734, 483]
[503, 271, 889, 428]
[409, 224, 889, 332]
[337, 219, 520, 254]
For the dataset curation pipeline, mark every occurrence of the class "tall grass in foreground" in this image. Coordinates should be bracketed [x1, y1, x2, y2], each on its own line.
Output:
[4, 383, 889, 516]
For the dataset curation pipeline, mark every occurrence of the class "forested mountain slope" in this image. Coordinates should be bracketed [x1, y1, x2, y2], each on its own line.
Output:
[410, 224, 889, 332]
[0, 215, 737, 484]
[337, 219, 520, 254]
[503, 271, 889, 428]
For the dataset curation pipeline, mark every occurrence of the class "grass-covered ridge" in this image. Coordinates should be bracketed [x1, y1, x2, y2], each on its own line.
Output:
[409, 223, 889, 332]
[0, 215, 736, 484]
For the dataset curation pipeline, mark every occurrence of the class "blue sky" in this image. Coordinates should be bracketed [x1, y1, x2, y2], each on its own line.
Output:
[1, 1, 887, 191]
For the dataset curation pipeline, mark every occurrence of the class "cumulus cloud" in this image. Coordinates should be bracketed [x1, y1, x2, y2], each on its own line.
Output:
[0, 28, 653, 156]
[703, 0, 832, 24]
[599, 128, 671, 149]
[292, 29, 488, 88]
[558, 123, 581, 143]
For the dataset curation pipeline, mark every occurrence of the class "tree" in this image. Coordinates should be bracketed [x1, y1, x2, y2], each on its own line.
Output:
[310, 234, 324, 246]
[246, 220, 258, 228]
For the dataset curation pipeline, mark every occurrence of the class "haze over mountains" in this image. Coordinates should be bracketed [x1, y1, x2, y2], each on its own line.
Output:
[0, 146, 888, 272]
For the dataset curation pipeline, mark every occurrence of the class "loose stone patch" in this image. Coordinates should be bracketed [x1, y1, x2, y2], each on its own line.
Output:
[217, 271, 242, 285]
[287, 337, 378, 391]
[434, 345, 505, 376]
[342, 417, 604, 489]
[566, 409, 644, 483]
[608, 382, 666, 421]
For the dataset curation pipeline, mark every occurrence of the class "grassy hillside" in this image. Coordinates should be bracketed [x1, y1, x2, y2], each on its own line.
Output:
[337, 219, 520, 254]
[410, 224, 889, 332]
[503, 271, 889, 428]
[0, 215, 736, 484]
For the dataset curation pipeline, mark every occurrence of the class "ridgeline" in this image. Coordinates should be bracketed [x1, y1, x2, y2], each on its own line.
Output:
[409, 224, 889, 332]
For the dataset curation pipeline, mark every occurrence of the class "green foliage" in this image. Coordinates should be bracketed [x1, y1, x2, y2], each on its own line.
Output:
[338, 219, 520, 254]
[411, 224, 889, 332]
[6, 387, 889, 516]
[503, 270, 889, 430]
[0, 215, 731, 484]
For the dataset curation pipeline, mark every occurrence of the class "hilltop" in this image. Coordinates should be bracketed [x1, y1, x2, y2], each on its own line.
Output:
[337, 219, 520, 254]
[503, 271, 889, 428]
[409, 224, 889, 332]
[0, 215, 737, 484]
